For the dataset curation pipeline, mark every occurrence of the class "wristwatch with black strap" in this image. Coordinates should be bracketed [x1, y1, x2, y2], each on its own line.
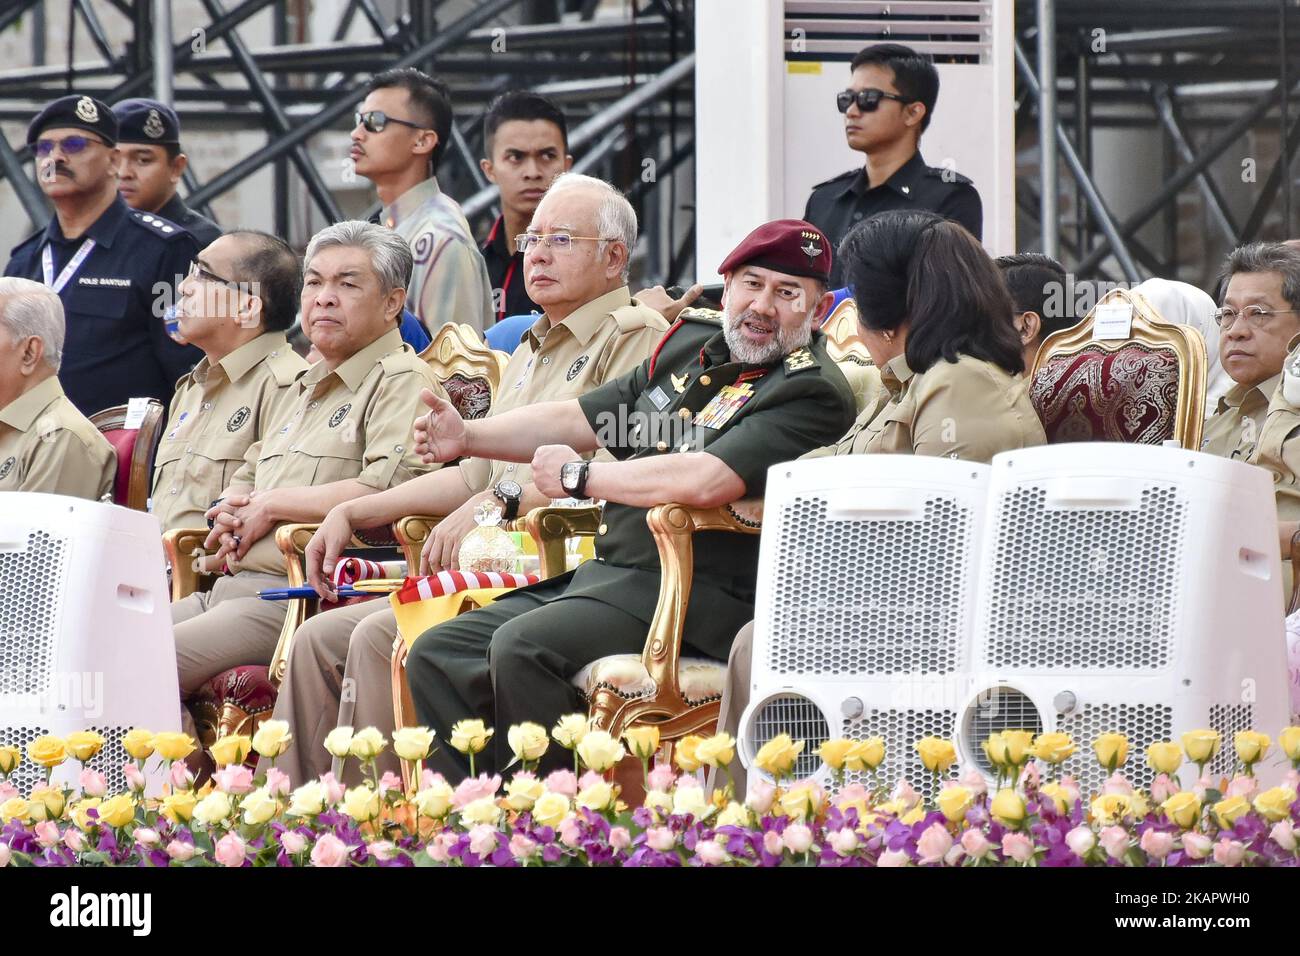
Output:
[560, 460, 590, 499]
[492, 479, 523, 521]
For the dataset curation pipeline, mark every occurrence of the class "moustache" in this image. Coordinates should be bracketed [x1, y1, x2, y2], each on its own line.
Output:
[38, 160, 74, 181]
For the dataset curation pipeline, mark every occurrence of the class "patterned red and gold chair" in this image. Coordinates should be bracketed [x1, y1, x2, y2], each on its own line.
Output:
[1029, 287, 1208, 450]
[420, 322, 508, 423]
[89, 400, 164, 510]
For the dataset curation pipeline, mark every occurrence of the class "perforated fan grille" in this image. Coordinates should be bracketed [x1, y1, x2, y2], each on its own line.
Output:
[1, 726, 49, 794]
[962, 687, 1045, 777]
[748, 694, 829, 780]
[983, 485, 1183, 669]
[842, 709, 957, 803]
[0, 531, 66, 695]
[1056, 704, 1172, 795]
[82, 726, 132, 795]
[1208, 703, 1254, 780]
[765, 496, 973, 676]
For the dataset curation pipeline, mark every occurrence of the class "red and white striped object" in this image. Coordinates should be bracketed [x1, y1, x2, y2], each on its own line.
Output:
[394, 571, 540, 605]
[331, 558, 406, 586]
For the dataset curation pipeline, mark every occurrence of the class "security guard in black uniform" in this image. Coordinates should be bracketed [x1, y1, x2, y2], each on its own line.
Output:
[405, 219, 857, 778]
[5, 95, 202, 414]
[112, 98, 222, 248]
[803, 42, 982, 287]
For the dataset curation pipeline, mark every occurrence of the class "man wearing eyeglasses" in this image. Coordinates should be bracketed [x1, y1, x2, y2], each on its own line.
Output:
[4, 94, 202, 416]
[803, 43, 983, 288]
[351, 68, 493, 336]
[151, 232, 309, 534]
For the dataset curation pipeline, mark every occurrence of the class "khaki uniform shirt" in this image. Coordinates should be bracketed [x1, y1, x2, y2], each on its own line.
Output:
[384, 177, 493, 336]
[152, 332, 308, 532]
[229, 327, 444, 574]
[1200, 374, 1279, 463]
[0, 376, 115, 500]
[810, 352, 1046, 462]
[458, 287, 670, 494]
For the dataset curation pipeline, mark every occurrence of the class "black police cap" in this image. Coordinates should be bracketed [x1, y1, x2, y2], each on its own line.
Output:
[113, 98, 181, 146]
[27, 94, 119, 147]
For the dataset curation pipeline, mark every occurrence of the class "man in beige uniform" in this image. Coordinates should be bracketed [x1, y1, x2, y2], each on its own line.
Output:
[152, 231, 309, 532]
[263, 173, 668, 785]
[171, 222, 445, 722]
[0, 277, 114, 499]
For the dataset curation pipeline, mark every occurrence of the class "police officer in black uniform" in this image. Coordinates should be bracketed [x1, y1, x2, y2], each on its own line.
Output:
[5, 95, 201, 414]
[804, 43, 982, 287]
[112, 98, 222, 248]
[405, 219, 857, 778]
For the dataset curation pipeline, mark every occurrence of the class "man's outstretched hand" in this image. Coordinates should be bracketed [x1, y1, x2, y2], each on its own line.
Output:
[413, 388, 469, 464]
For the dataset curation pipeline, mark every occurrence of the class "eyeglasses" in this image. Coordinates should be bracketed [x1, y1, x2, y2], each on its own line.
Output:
[515, 233, 619, 254]
[354, 110, 426, 134]
[187, 259, 241, 290]
[34, 134, 106, 157]
[836, 88, 912, 114]
[1213, 305, 1300, 329]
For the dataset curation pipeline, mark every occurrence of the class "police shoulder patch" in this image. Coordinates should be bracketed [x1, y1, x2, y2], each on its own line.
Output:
[566, 355, 590, 382]
[0, 456, 14, 479]
[329, 403, 352, 428]
[226, 406, 251, 432]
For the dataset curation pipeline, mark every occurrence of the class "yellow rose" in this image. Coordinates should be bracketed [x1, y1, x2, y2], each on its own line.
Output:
[152, 731, 196, 762]
[1039, 783, 1071, 815]
[1280, 726, 1300, 765]
[287, 781, 327, 817]
[1129, 791, 1150, 820]
[322, 726, 353, 758]
[531, 791, 570, 829]
[64, 730, 105, 763]
[209, 734, 252, 767]
[818, 738, 855, 771]
[414, 780, 454, 819]
[1031, 732, 1077, 765]
[192, 790, 233, 826]
[576, 730, 625, 772]
[1253, 786, 1298, 823]
[900, 805, 926, 825]
[0, 797, 31, 823]
[577, 780, 616, 812]
[777, 784, 824, 821]
[844, 737, 885, 771]
[1091, 793, 1133, 826]
[121, 729, 155, 761]
[392, 726, 436, 762]
[937, 785, 974, 822]
[27, 735, 67, 769]
[342, 785, 381, 822]
[1001, 730, 1035, 765]
[251, 720, 293, 759]
[507, 722, 550, 763]
[1093, 733, 1129, 770]
[460, 795, 502, 826]
[1181, 729, 1221, 765]
[161, 790, 198, 824]
[695, 733, 736, 769]
[71, 798, 101, 830]
[717, 802, 752, 828]
[623, 725, 661, 761]
[1161, 791, 1201, 829]
[449, 719, 493, 755]
[673, 784, 713, 820]
[1234, 730, 1271, 767]
[1146, 741, 1183, 776]
[0, 744, 22, 775]
[96, 794, 135, 829]
[982, 733, 1008, 769]
[990, 788, 1026, 827]
[505, 775, 546, 811]
[915, 736, 957, 773]
[30, 784, 66, 820]
[1213, 795, 1251, 829]
[552, 714, 590, 749]
[753, 734, 804, 778]
[643, 790, 673, 818]
[242, 787, 279, 826]
[674, 735, 704, 772]
[349, 726, 388, 760]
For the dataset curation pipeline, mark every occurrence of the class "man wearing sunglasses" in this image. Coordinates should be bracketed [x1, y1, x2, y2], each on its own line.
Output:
[803, 43, 983, 287]
[351, 68, 493, 336]
[4, 94, 202, 416]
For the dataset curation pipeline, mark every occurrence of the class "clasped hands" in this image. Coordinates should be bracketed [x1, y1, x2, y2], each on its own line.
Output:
[203, 490, 278, 564]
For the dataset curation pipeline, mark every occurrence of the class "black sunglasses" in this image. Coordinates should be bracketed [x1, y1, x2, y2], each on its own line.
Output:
[354, 110, 426, 134]
[836, 88, 912, 114]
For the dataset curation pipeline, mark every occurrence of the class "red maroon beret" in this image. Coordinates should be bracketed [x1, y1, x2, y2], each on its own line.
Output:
[717, 218, 831, 283]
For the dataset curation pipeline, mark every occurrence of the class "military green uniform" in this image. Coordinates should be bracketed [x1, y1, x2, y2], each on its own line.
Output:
[0, 376, 115, 500]
[152, 331, 308, 532]
[406, 310, 856, 778]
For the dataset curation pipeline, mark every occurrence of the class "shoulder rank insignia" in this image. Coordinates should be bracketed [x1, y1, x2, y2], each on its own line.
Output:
[671, 372, 688, 394]
[784, 347, 817, 373]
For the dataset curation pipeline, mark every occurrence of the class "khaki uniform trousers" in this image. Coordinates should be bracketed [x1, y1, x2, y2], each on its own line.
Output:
[709, 620, 754, 797]
[259, 598, 401, 787]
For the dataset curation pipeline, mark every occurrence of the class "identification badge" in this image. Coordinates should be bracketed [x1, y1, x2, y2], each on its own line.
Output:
[693, 383, 754, 429]
[649, 385, 671, 410]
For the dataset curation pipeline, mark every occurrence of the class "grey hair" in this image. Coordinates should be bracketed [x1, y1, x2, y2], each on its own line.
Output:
[543, 172, 638, 281]
[304, 220, 414, 294]
[0, 277, 64, 371]
[1221, 242, 1300, 309]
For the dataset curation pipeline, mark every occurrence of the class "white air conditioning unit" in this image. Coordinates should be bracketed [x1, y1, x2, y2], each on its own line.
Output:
[959, 444, 1291, 794]
[0, 494, 179, 795]
[738, 455, 990, 801]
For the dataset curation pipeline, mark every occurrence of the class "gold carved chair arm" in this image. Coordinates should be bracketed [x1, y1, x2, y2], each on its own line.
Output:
[520, 504, 603, 579]
[162, 527, 216, 602]
[394, 514, 444, 571]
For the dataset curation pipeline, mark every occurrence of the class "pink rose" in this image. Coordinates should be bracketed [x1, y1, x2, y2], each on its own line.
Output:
[834, 783, 871, 809]
[608, 826, 632, 851]
[696, 840, 727, 866]
[169, 760, 194, 790]
[1001, 832, 1035, 863]
[63, 828, 85, 853]
[133, 827, 160, 847]
[420, 769, 444, 790]
[468, 824, 499, 857]
[310, 832, 350, 867]
[1181, 832, 1213, 859]
[782, 823, 813, 854]
[646, 826, 676, 852]
[762, 830, 783, 857]
[1139, 828, 1174, 860]
[0, 844, 9, 867]
[559, 816, 583, 847]
[213, 832, 247, 867]
[0, 783, 16, 802]
[279, 831, 307, 855]
[34, 821, 61, 848]
[958, 768, 988, 798]
[1065, 825, 1096, 858]
[264, 768, 291, 797]
[1226, 775, 1258, 800]
[1099, 825, 1130, 860]
[1192, 776, 1212, 801]
[892, 780, 921, 811]
[1059, 775, 1081, 805]
[944, 844, 965, 867]
[78, 769, 106, 798]
[377, 771, 402, 796]
[1149, 774, 1178, 804]
[1101, 772, 1134, 797]
[367, 840, 397, 862]
[1018, 762, 1041, 791]
[543, 769, 578, 798]
[427, 832, 457, 864]
[647, 762, 676, 793]
[916, 822, 953, 865]
[122, 763, 146, 793]
[320, 772, 345, 806]
[577, 770, 605, 792]
[960, 828, 995, 860]
[1271, 819, 1298, 851]
[165, 839, 193, 862]
[877, 849, 910, 867]
[1212, 839, 1245, 867]
[509, 834, 538, 860]
[829, 828, 859, 857]
[746, 778, 776, 815]
[213, 765, 254, 796]
[1285, 770, 1300, 792]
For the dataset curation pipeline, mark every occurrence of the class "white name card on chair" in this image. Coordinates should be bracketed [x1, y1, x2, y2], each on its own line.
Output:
[1092, 301, 1134, 340]
[123, 397, 151, 431]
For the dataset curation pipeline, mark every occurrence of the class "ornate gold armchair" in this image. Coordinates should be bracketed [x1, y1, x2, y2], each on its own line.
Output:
[1029, 287, 1208, 450]
[420, 321, 508, 420]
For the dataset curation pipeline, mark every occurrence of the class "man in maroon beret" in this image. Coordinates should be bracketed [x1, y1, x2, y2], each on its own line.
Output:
[402, 218, 858, 779]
